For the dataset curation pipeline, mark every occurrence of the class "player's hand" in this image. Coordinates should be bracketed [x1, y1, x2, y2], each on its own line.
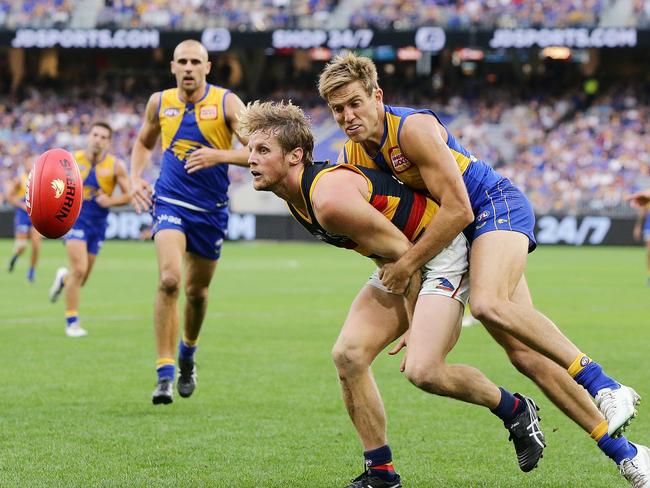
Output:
[626, 190, 650, 208]
[388, 330, 409, 372]
[185, 148, 224, 174]
[379, 260, 413, 295]
[130, 177, 153, 214]
[95, 190, 112, 208]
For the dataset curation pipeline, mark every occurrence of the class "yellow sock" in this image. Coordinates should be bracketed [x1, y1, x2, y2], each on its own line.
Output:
[590, 420, 608, 441]
[567, 353, 592, 378]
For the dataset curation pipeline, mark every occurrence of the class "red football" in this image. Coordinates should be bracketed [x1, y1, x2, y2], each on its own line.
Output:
[26, 148, 83, 238]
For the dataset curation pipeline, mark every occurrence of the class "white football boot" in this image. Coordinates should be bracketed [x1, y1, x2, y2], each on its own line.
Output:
[49, 267, 68, 303]
[596, 385, 641, 436]
[65, 323, 88, 338]
[620, 444, 650, 488]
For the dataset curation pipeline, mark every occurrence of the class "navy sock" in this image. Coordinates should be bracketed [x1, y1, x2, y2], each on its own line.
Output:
[156, 359, 175, 381]
[491, 387, 525, 422]
[574, 362, 619, 397]
[364, 445, 398, 481]
[598, 434, 637, 465]
[178, 339, 197, 361]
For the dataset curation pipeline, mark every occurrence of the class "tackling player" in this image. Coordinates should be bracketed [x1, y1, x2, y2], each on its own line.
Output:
[49, 122, 130, 337]
[130, 40, 249, 404]
[318, 52, 648, 486]
[6, 157, 41, 282]
[239, 100, 553, 487]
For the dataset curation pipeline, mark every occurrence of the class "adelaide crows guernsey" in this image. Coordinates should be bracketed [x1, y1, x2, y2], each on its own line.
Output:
[74, 150, 117, 225]
[288, 162, 438, 258]
[156, 84, 233, 212]
[342, 104, 501, 208]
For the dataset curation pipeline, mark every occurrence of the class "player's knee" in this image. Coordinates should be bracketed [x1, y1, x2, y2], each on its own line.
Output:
[70, 266, 87, 283]
[470, 296, 503, 327]
[404, 363, 450, 396]
[185, 286, 208, 307]
[331, 342, 371, 377]
[159, 273, 181, 296]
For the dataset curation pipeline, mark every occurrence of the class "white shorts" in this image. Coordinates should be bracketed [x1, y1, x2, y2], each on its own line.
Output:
[367, 233, 470, 306]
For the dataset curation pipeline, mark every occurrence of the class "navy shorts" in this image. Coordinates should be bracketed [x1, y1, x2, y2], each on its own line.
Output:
[14, 207, 32, 234]
[64, 219, 108, 255]
[464, 178, 537, 253]
[152, 199, 228, 261]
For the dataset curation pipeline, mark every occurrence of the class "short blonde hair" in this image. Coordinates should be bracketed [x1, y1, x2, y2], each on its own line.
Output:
[238, 100, 314, 164]
[317, 52, 379, 101]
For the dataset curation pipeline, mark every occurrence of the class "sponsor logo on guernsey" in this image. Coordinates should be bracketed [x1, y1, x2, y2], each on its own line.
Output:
[497, 218, 509, 224]
[475, 221, 487, 230]
[477, 210, 490, 222]
[199, 104, 218, 120]
[388, 145, 412, 173]
[164, 107, 180, 117]
[51, 178, 65, 199]
[435, 278, 455, 292]
[157, 214, 182, 226]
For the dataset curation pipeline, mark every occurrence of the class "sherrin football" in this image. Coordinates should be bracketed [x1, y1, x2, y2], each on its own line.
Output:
[25, 148, 83, 238]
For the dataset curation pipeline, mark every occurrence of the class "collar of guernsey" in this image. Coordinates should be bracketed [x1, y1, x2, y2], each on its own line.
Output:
[341, 104, 500, 206]
[155, 84, 234, 212]
[75, 149, 116, 222]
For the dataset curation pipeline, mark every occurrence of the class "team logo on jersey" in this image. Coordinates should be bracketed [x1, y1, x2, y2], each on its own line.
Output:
[199, 104, 218, 120]
[435, 278, 455, 292]
[388, 146, 412, 173]
[580, 356, 591, 367]
[477, 210, 490, 222]
[164, 107, 180, 117]
[172, 139, 203, 162]
[51, 179, 65, 199]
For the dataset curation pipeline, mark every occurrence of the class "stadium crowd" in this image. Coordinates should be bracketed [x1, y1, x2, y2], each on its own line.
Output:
[5, 0, 650, 30]
[0, 78, 647, 215]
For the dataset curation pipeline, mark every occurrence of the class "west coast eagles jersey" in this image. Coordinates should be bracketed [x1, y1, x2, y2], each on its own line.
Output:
[74, 150, 117, 224]
[288, 161, 438, 258]
[155, 84, 234, 212]
[341, 104, 501, 207]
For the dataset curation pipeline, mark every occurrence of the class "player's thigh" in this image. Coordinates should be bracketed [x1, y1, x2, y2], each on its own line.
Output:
[154, 229, 186, 280]
[406, 295, 463, 369]
[470, 230, 529, 300]
[184, 252, 218, 293]
[335, 285, 408, 364]
[65, 238, 89, 274]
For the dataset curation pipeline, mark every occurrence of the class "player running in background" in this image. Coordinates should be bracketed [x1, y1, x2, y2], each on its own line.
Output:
[239, 100, 551, 488]
[130, 40, 249, 405]
[6, 157, 41, 282]
[633, 203, 650, 285]
[318, 53, 648, 486]
[49, 122, 130, 337]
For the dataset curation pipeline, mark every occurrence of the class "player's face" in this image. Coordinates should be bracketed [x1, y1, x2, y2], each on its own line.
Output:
[328, 80, 382, 143]
[171, 46, 210, 96]
[248, 131, 288, 192]
[87, 126, 111, 157]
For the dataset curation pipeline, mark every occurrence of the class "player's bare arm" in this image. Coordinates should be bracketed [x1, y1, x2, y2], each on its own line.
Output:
[626, 188, 650, 208]
[379, 114, 473, 294]
[130, 92, 161, 213]
[185, 92, 250, 174]
[97, 160, 131, 208]
[312, 168, 412, 262]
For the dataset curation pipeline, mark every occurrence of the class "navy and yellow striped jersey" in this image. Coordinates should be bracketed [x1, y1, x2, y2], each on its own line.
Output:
[155, 84, 234, 212]
[74, 150, 117, 224]
[287, 161, 438, 258]
[342, 104, 501, 207]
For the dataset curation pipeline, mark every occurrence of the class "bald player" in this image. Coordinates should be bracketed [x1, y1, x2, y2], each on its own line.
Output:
[130, 40, 249, 404]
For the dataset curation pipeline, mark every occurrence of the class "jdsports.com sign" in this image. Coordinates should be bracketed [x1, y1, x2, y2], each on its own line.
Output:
[489, 28, 637, 49]
[11, 29, 160, 48]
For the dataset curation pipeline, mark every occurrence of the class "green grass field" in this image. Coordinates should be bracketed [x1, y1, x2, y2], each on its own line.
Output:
[0, 239, 648, 487]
